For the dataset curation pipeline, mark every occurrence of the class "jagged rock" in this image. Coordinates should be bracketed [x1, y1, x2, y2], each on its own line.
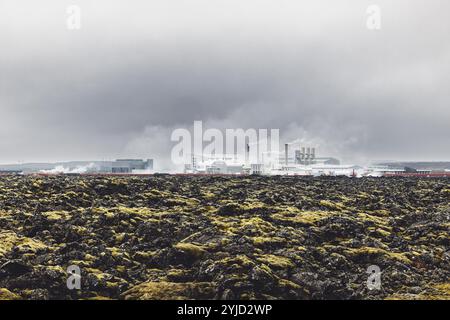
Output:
[0, 175, 448, 300]
[0, 260, 32, 277]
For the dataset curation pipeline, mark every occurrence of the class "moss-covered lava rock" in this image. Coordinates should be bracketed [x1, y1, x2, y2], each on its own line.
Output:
[0, 175, 448, 300]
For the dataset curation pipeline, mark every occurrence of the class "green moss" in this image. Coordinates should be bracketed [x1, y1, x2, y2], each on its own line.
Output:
[116, 266, 126, 273]
[86, 296, 113, 300]
[166, 268, 192, 281]
[344, 247, 411, 264]
[251, 236, 286, 247]
[208, 214, 239, 234]
[357, 212, 390, 227]
[240, 217, 276, 233]
[107, 247, 124, 258]
[92, 207, 115, 218]
[0, 288, 21, 300]
[134, 250, 157, 260]
[42, 210, 71, 221]
[241, 201, 267, 211]
[122, 281, 215, 300]
[72, 225, 89, 236]
[84, 254, 96, 261]
[45, 265, 65, 273]
[202, 191, 216, 199]
[117, 206, 154, 216]
[256, 254, 295, 269]
[375, 228, 391, 237]
[319, 200, 346, 211]
[278, 279, 301, 290]
[85, 268, 112, 281]
[173, 242, 206, 258]
[69, 259, 92, 267]
[386, 283, 450, 300]
[220, 255, 255, 268]
[271, 209, 333, 225]
[372, 209, 390, 216]
[0, 231, 47, 257]
[114, 233, 126, 243]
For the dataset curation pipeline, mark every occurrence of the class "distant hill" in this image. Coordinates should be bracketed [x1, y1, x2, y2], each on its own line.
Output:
[376, 162, 450, 171]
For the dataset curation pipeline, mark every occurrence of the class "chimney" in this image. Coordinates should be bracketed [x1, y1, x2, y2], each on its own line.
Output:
[295, 150, 301, 164]
[285, 143, 288, 166]
[301, 147, 305, 164]
[246, 143, 250, 165]
[311, 148, 316, 164]
[306, 147, 311, 165]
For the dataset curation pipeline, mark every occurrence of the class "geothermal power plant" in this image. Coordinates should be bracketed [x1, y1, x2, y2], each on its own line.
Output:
[0, 145, 449, 177]
[182, 143, 450, 177]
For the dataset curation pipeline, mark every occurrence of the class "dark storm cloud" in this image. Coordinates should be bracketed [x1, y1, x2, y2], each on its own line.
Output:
[1, 0, 449, 164]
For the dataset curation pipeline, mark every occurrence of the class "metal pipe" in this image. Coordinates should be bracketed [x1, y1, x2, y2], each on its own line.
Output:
[285, 144, 288, 166]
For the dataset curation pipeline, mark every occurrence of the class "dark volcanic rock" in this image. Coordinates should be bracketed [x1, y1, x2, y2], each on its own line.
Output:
[0, 175, 449, 300]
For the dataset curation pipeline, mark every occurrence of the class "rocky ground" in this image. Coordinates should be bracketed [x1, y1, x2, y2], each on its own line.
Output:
[0, 175, 448, 300]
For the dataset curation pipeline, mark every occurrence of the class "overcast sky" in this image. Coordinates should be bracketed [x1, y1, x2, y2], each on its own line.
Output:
[1, 0, 449, 168]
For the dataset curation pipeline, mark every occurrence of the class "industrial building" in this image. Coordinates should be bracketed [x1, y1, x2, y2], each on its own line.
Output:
[183, 143, 346, 176]
[0, 170, 22, 175]
[110, 159, 153, 173]
[185, 159, 245, 175]
[281, 144, 340, 166]
[95, 159, 154, 174]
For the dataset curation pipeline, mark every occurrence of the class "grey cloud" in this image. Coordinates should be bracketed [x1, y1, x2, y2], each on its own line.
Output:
[1, 0, 449, 164]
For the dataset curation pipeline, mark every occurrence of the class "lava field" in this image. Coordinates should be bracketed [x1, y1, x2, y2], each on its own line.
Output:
[0, 175, 449, 300]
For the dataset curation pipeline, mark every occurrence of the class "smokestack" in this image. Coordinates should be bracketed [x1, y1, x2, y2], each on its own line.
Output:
[311, 148, 316, 164]
[295, 150, 301, 164]
[301, 147, 305, 164]
[246, 143, 250, 165]
[285, 144, 288, 166]
[306, 147, 311, 165]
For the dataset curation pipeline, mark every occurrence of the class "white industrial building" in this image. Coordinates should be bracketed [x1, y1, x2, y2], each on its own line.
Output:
[183, 143, 360, 176]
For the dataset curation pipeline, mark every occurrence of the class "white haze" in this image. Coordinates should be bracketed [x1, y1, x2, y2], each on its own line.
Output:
[40, 163, 96, 174]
